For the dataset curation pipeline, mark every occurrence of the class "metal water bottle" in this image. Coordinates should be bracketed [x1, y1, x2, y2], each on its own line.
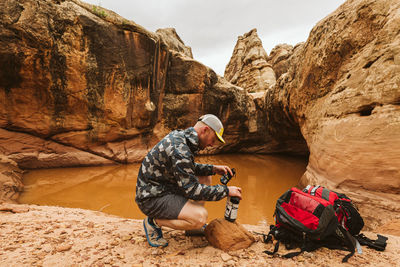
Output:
[220, 168, 236, 185]
[224, 196, 240, 222]
[220, 168, 239, 222]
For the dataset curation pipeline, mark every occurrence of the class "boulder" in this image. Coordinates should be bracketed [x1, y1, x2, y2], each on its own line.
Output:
[205, 218, 255, 251]
[0, 156, 23, 203]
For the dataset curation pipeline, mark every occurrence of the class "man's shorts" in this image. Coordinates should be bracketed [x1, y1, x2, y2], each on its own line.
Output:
[137, 194, 188, 219]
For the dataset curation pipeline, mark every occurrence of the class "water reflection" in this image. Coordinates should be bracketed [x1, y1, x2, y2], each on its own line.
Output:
[19, 154, 306, 225]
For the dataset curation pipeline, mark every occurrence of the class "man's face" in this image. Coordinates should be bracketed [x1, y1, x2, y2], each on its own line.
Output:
[199, 126, 218, 150]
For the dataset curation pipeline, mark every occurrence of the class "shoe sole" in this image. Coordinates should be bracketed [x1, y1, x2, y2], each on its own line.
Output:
[143, 219, 168, 247]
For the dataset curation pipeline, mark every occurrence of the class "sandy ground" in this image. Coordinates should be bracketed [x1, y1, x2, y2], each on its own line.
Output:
[1, 203, 399, 267]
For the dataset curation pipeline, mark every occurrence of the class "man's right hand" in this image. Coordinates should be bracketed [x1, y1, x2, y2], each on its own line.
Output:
[227, 186, 242, 199]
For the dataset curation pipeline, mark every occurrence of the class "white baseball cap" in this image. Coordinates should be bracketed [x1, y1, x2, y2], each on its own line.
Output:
[198, 114, 225, 143]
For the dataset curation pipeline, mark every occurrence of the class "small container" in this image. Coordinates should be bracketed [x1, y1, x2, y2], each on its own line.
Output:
[220, 168, 236, 185]
[224, 196, 240, 222]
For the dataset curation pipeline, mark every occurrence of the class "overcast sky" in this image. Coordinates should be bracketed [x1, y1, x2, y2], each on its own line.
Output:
[84, 0, 346, 76]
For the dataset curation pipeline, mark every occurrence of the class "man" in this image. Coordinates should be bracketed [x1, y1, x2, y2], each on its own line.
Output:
[135, 114, 242, 247]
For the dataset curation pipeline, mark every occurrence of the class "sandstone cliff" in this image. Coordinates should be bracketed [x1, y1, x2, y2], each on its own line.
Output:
[225, 0, 400, 194]
[1, 0, 289, 169]
[281, 0, 400, 193]
[225, 29, 309, 156]
[224, 0, 400, 229]
[224, 29, 276, 93]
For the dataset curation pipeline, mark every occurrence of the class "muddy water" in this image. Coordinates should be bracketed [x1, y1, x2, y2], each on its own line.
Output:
[18, 154, 306, 225]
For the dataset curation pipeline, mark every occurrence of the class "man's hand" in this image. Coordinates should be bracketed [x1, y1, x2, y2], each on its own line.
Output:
[213, 165, 233, 176]
[227, 186, 242, 199]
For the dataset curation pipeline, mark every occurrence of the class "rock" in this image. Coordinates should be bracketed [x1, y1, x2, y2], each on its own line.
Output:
[268, 43, 294, 79]
[282, 0, 400, 194]
[121, 235, 132, 241]
[56, 243, 72, 252]
[224, 29, 276, 93]
[0, 0, 285, 169]
[220, 252, 232, 262]
[156, 28, 193, 58]
[205, 218, 255, 251]
[224, 30, 308, 156]
[377, 219, 400, 236]
[0, 203, 29, 213]
[0, 158, 24, 203]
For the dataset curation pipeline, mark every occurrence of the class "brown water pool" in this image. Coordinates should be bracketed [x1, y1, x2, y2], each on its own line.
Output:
[18, 154, 306, 225]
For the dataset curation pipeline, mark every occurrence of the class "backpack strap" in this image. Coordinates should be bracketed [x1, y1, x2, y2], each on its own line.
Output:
[264, 240, 280, 255]
[355, 233, 388, 251]
[282, 237, 323, 258]
[337, 225, 356, 263]
[303, 185, 312, 193]
[310, 185, 320, 196]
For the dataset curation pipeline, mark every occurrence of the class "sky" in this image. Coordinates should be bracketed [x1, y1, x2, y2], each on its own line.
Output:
[84, 0, 346, 76]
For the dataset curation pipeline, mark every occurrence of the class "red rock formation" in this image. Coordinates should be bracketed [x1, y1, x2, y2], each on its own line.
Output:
[224, 29, 276, 93]
[0, 156, 23, 203]
[1, 0, 303, 168]
[0, 0, 171, 166]
[280, 0, 400, 193]
[225, 30, 309, 155]
[225, 0, 400, 195]
[224, 0, 400, 229]
[156, 28, 193, 58]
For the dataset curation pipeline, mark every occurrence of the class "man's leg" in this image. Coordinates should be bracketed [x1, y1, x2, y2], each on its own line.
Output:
[156, 175, 211, 231]
[156, 200, 207, 230]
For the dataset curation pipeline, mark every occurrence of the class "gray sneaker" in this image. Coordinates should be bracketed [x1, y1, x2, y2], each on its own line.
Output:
[143, 217, 168, 247]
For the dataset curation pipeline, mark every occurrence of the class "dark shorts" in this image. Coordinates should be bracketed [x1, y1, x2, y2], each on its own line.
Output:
[136, 194, 188, 220]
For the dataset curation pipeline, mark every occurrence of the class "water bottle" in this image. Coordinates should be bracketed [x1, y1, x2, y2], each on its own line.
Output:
[224, 196, 240, 222]
[220, 168, 236, 185]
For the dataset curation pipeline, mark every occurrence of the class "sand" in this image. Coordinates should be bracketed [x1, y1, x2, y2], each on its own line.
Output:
[1, 203, 399, 267]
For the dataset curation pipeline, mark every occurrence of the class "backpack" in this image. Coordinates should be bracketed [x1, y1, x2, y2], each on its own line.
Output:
[263, 185, 387, 263]
[302, 185, 364, 235]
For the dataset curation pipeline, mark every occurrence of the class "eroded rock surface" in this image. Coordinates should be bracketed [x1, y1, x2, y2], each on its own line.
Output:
[156, 28, 193, 58]
[281, 0, 400, 193]
[224, 29, 276, 93]
[224, 0, 400, 230]
[0, 156, 23, 203]
[0, 0, 277, 168]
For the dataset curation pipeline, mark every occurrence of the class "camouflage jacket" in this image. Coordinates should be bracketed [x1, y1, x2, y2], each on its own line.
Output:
[135, 127, 228, 203]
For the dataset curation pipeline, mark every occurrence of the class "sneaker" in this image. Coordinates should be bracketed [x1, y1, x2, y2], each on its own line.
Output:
[185, 224, 207, 237]
[143, 217, 168, 247]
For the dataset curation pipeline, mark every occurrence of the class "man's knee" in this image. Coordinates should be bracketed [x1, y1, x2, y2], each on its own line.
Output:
[194, 207, 208, 227]
[179, 203, 208, 228]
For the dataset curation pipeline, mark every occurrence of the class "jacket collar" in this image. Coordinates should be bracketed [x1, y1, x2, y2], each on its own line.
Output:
[184, 127, 200, 154]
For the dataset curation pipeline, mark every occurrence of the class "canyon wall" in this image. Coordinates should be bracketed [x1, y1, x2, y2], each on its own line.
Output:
[0, 0, 305, 169]
[1, 0, 398, 200]
[225, 0, 400, 196]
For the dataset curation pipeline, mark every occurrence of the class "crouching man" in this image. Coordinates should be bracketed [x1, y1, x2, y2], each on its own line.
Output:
[135, 114, 242, 247]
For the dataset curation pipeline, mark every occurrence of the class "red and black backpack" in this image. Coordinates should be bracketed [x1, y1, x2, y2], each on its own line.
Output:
[264, 185, 387, 262]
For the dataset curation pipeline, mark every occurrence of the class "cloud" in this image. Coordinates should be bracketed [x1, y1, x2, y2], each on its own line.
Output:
[85, 0, 346, 75]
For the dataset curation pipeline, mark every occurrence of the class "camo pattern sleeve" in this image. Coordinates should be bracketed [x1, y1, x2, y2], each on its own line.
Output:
[135, 127, 228, 204]
[171, 146, 228, 201]
[194, 162, 215, 176]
